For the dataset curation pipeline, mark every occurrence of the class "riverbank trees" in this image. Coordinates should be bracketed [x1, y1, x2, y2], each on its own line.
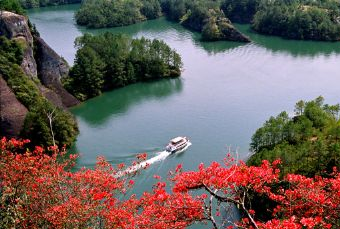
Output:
[75, 0, 161, 28]
[1, 137, 340, 228]
[19, 0, 81, 8]
[223, 0, 340, 41]
[64, 33, 182, 101]
[253, 0, 340, 41]
[161, 0, 250, 42]
[248, 97, 340, 177]
[74, 0, 250, 42]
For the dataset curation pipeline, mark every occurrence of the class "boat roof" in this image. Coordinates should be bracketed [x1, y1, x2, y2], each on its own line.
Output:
[171, 137, 185, 143]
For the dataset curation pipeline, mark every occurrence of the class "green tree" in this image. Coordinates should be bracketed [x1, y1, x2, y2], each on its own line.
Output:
[0, 0, 24, 14]
[67, 46, 105, 100]
[248, 97, 340, 178]
[65, 33, 183, 100]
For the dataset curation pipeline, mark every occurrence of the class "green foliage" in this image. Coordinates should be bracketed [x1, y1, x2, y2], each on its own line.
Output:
[161, 0, 248, 41]
[221, 0, 260, 23]
[65, 33, 182, 101]
[248, 97, 340, 177]
[162, 0, 222, 28]
[252, 0, 340, 41]
[140, 0, 162, 19]
[22, 100, 78, 146]
[64, 46, 104, 99]
[0, 0, 25, 14]
[75, 0, 161, 28]
[19, 0, 81, 8]
[0, 36, 78, 146]
[222, 0, 340, 40]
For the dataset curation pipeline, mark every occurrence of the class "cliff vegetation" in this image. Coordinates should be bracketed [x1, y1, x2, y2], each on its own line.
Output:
[0, 9, 79, 146]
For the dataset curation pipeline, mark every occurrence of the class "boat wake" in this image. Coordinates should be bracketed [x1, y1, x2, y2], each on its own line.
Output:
[116, 142, 192, 177]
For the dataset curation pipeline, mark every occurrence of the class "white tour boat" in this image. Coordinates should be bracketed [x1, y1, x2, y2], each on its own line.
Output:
[165, 136, 191, 154]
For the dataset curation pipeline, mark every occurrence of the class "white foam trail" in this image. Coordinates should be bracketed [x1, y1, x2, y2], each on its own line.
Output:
[115, 142, 192, 178]
[115, 151, 170, 178]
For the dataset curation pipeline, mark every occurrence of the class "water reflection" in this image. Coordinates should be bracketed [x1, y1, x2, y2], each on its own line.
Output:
[236, 24, 340, 57]
[71, 78, 183, 125]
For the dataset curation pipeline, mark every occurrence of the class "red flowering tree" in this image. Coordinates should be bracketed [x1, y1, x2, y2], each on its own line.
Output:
[172, 155, 340, 228]
[1, 138, 340, 228]
[0, 138, 204, 228]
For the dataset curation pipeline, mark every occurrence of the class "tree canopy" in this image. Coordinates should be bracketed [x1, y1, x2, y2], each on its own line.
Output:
[223, 0, 340, 41]
[64, 33, 183, 101]
[75, 0, 162, 28]
[248, 97, 340, 177]
[160, 0, 250, 41]
[0, 0, 25, 14]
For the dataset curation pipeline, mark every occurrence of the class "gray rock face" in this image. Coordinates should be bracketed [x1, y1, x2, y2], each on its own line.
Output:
[0, 76, 28, 138]
[0, 11, 37, 78]
[35, 36, 80, 107]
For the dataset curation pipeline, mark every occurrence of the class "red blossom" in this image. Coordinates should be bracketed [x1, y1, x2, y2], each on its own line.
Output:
[1, 139, 340, 229]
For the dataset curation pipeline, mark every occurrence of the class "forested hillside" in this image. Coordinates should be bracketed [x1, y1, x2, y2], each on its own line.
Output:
[248, 97, 340, 177]
[223, 0, 340, 41]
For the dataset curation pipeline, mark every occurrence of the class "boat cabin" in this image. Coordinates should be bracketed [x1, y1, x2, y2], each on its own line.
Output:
[171, 137, 185, 145]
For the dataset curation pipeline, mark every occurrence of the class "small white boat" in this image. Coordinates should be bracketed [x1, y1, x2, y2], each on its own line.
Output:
[165, 136, 191, 154]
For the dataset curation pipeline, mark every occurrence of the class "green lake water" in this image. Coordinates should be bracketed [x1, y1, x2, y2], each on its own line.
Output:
[28, 4, 340, 227]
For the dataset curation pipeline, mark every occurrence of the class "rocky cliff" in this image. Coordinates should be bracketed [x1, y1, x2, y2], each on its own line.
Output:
[0, 10, 79, 139]
[0, 11, 37, 77]
[0, 76, 28, 137]
[35, 36, 79, 107]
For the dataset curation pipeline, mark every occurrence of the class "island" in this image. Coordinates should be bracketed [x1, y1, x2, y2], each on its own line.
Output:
[63, 33, 183, 101]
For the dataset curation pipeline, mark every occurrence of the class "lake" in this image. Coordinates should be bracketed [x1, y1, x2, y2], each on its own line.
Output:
[28, 4, 340, 227]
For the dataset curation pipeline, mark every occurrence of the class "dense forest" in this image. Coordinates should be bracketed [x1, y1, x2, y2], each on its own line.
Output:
[63, 33, 183, 101]
[0, 36, 78, 146]
[75, 0, 162, 28]
[223, 0, 340, 41]
[75, 0, 250, 42]
[75, 0, 340, 41]
[248, 97, 340, 177]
